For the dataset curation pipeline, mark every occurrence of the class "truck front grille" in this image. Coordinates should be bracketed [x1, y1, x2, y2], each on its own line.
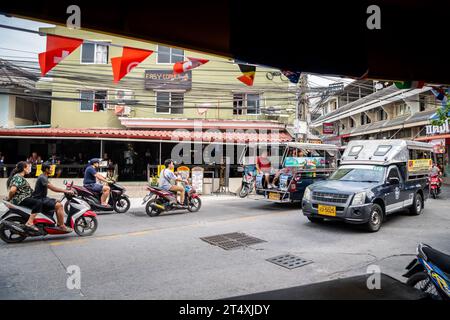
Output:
[312, 192, 349, 204]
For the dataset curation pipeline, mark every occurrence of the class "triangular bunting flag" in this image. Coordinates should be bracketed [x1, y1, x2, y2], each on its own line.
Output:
[237, 64, 256, 86]
[111, 47, 153, 83]
[38, 35, 84, 76]
[281, 70, 301, 84]
[394, 80, 425, 89]
[173, 57, 209, 74]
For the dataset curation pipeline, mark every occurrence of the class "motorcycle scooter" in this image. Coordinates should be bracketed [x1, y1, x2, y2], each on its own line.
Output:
[64, 180, 130, 214]
[429, 174, 442, 199]
[143, 182, 201, 217]
[404, 243, 450, 300]
[0, 194, 98, 244]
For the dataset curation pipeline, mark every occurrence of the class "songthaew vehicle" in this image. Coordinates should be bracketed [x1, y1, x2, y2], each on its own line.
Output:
[302, 140, 434, 232]
[255, 142, 339, 203]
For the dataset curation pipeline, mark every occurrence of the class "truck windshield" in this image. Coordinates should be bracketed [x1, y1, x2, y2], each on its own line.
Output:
[329, 165, 385, 183]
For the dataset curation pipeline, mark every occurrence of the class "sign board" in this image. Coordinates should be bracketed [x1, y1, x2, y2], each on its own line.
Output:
[284, 157, 326, 168]
[191, 167, 204, 194]
[425, 118, 449, 135]
[323, 123, 335, 135]
[431, 139, 446, 154]
[144, 70, 192, 90]
[407, 159, 432, 173]
[328, 82, 344, 93]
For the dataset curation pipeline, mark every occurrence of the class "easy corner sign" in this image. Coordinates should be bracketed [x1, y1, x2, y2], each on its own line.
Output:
[144, 70, 192, 90]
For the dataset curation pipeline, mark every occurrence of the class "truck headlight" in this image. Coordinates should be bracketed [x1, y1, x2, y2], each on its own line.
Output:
[352, 192, 366, 206]
[304, 187, 312, 201]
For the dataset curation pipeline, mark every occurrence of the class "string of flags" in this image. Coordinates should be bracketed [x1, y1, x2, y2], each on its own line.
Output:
[37, 33, 303, 86]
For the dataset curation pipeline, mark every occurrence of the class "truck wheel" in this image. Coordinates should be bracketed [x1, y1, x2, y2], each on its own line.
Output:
[307, 216, 324, 223]
[409, 193, 423, 216]
[364, 204, 383, 232]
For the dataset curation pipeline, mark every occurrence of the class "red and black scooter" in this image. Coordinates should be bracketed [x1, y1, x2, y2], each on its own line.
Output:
[142, 183, 201, 217]
[429, 174, 443, 199]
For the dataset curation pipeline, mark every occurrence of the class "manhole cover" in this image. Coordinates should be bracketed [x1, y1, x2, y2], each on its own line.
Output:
[267, 254, 313, 269]
[200, 232, 266, 250]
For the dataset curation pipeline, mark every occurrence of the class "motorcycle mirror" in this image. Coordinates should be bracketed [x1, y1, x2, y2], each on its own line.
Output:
[63, 179, 67, 185]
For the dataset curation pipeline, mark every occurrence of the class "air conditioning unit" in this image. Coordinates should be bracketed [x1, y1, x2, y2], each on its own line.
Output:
[114, 106, 132, 116]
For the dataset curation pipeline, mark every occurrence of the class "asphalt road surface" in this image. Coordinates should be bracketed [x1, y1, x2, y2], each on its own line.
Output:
[0, 191, 449, 299]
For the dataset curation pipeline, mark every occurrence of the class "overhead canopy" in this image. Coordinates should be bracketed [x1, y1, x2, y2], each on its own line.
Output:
[1, 1, 449, 83]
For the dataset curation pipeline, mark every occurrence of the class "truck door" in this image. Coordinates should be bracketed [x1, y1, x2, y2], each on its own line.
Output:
[384, 166, 405, 214]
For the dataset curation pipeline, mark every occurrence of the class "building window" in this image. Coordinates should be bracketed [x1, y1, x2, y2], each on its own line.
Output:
[156, 92, 184, 114]
[395, 103, 411, 117]
[233, 93, 261, 115]
[80, 90, 107, 112]
[341, 123, 346, 130]
[360, 113, 371, 125]
[349, 117, 355, 128]
[419, 96, 426, 112]
[377, 108, 388, 121]
[157, 45, 184, 64]
[81, 42, 109, 64]
[15, 97, 36, 121]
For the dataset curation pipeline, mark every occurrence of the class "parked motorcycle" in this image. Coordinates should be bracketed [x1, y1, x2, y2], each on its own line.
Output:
[403, 243, 450, 300]
[143, 183, 201, 217]
[0, 194, 98, 244]
[64, 180, 130, 214]
[239, 169, 255, 198]
[429, 174, 442, 199]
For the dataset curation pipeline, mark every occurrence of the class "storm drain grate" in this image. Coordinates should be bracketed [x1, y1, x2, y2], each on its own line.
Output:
[266, 254, 313, 270]
[200, 232, 266, 250]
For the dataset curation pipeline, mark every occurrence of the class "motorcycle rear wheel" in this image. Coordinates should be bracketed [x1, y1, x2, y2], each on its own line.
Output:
[145, 199, 163, 217]
[0, 215, 27, 243]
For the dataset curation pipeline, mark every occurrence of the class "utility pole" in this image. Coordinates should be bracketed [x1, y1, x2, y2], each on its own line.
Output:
[295, 73, 309, 142]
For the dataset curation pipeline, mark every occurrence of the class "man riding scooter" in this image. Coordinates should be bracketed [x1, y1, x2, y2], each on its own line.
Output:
[83, 158, 111, 208]
[32, 162, 74, 232]
[159, 159, 186, 208]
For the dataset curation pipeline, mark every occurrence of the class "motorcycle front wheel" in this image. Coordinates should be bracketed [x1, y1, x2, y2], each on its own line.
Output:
[113, 196, 131, 213]
[239, 184, 250, 198]
[187, 197, 202, 212]
[406, 272, 443, 300]
[74, 216, 98, 237]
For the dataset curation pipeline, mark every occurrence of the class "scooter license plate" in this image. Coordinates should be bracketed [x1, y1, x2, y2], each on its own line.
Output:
[268, 192, 280, 200]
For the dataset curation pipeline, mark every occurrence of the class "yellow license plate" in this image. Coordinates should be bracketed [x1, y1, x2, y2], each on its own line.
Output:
[318, 204, 336, 216]
[268, 192, 280, 200]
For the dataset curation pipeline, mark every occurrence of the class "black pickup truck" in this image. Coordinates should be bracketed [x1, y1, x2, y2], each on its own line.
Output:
[302, 140, 434, 232]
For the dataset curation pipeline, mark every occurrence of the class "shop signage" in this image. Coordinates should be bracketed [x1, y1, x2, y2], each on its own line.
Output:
[431, 139, 446, 154]
[191, 167, 204, 194]
[407, 159, 432, 173]
[144, 70, 192, 90]
[323, 123, 335, 135]
[425, 118, 449, 135]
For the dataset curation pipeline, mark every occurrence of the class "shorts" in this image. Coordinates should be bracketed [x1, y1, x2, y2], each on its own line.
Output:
[19, 197, 42, 214]
[41, 197, 57, 214]
[84, 183, 104, 193]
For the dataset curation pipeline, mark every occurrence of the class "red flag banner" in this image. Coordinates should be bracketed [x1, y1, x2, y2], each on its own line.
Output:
[173, 57, 209, 74]
[237, 64, 256, 86]
[38, 35, 83, 76]
[111, 47, 153, 83]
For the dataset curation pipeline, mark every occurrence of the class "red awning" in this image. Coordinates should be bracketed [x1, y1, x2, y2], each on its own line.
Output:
[415, 134, 450, 142]
[0, 128, 292, 143]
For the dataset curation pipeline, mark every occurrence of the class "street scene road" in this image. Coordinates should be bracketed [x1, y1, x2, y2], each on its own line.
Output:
[1, 189, 449, 300]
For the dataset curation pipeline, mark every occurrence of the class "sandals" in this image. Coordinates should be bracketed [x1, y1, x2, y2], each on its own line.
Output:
[56, 225, 73, 233]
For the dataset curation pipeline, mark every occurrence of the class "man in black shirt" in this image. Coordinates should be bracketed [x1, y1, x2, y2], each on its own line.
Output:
[33, 163, 73, 232]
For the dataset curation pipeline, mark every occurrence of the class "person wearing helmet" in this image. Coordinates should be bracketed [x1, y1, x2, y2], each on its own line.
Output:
[84, 158, 110, 206]
[159, 159, 186, 206]
[32, 162, 73, 232]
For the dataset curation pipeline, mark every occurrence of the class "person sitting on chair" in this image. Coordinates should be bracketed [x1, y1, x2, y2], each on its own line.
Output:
[159, 159, 186, 206]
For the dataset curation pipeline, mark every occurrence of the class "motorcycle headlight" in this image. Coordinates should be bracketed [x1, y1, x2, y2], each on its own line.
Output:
[352, 192, 366, 206]
[304, 187, 312, 201]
